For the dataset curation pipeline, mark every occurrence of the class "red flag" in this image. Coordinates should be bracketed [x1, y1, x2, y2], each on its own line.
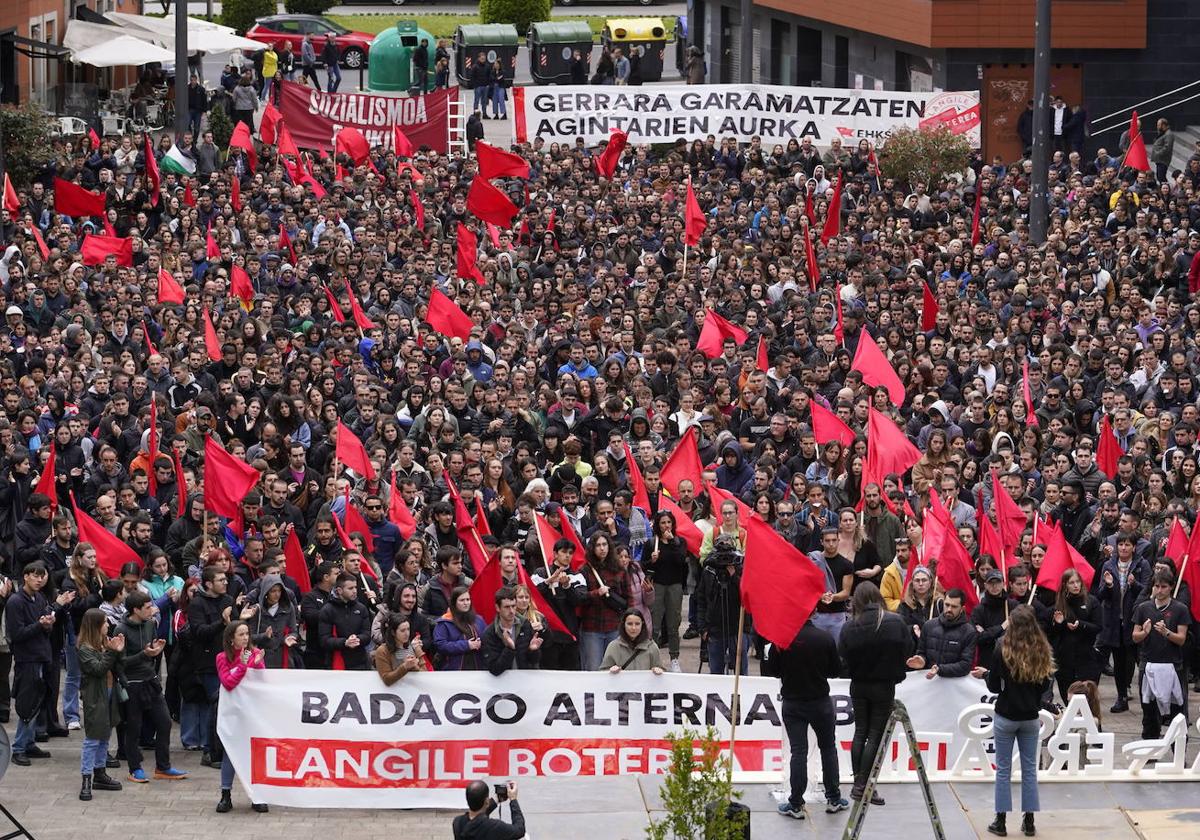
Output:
[230, 175, 241, 212]
[172, 449, 188, 517]
[342, 487, 375, 555]
[147, 398, 159, 496]
[978, 509, 1006, 576]
[741, 513, 826, 647]
[101, 215, 116, 238]
[1022, 360, 1039, 428]
[804, 187, 815, 226]
[991, 470, 1028, 557]
[657, 493, 703, 556]
[1096, 414, 1123, 478]
[532, 513, 562, 573]
[1177, 518, 1200, 621]
[80, 234, 132, 267]
[202, 307, 221, 361]
[1190, 251, 1200, 296]
[335, 127, 370, 166]
[3, 173, 18, 215]
[410, 189, 425, 231]
[205, 219, 221, 260]
[346, 286, 377, 331]
[426, 288, 475, 341]
[857, 455, 899, 515]
[35, 444, 56, 514]
[1123, 111, 1151, 172]
[203, 436, 260, 519]
[335, 420, 376, 481]
[329, 505, 377, 583]
[88, 126, 101, 149]
[684, 179, 707, 247]
[695, 308, 748, 358]
[54, 177, 106, 218]
[852, 335, 906, 406]
[157, 268, 185, 305]
[545, 207, 556, 237]
[259, 102, 282, 145]
[397, 161, 425, 183]
[867, 407, 922, 478]
[833, 285, 845, 345]
[1036, 520, 1095, 592]
[71, 492, 141, 576]
[661, 427, 704, 498]
[183, 181, 196, 207]
[1184, 511, 1200, 570]
[705, 482, 756, 523]
[456, 224, 486, 285]
[143, 134, 160, 207]
[323, 285, 347, 322]
[819, 172, 843, 245]
[469, 553, 574, 638]
[755, 335, 769, 373]
[474, 502, 492, 538]
[595, 130, 628, 179]
[387, 472, 417, 540]
[283, 528, 312, 594]
[141, 320, 157, 356]
[229, 264, 255, 309]
[228, 120, 257, 171]
[27, 226, 49, 261]
[466, 177, 519, 227]
[392, 123, 414, 158]
[804, 225, 820, 290]
[277, 123, 300, 160]
[476, 141, 530, 180]
[446, 473, 491, 574]
[810, 400, 856, 449]
[278, 223, 296, 264]
[1165, 518, 1189, 567]
[925, 491, 979, 612]
[970, 175, 983, 247]
[623, 443, 651, 511]
[921, 283, 939, 331]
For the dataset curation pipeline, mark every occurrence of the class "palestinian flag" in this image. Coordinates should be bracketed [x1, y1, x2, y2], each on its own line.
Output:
[160, 143, 195, 176]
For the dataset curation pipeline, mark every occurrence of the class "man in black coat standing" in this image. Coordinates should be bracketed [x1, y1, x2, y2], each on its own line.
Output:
[413, 39, 430, 94]
[319, 572, 372, 670]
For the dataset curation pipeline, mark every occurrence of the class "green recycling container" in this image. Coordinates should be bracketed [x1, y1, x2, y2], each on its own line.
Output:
[527, 21, 593, 86]
[454, 23, 519, 87]
[368, 21, 436, 93]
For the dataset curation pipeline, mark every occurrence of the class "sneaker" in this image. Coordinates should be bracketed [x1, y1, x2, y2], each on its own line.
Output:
[670, 659, 682, 673]
[68, 721, 82, 731]
[128, 769, 149, 784]
[154, 767, 189, 780]
[777, 802, 806, 820]
[826, 797, 850, 813]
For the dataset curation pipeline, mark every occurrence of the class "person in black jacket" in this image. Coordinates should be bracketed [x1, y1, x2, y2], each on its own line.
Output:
[1047, 567, 1101, 703]
[13, 492, 52, 571]
[481, 587, 542, 674]
[532, 539, 588, 669]
[766, 618, 847, 819]
[413, 39, 430, 93]
[468, 53, 493, 117]
[696, 536, 750, 675]
[1097, 534, 1151, 712]
[184, 566, 234, 764]
[0, 450, 35, 571]
[318, 572, 372, 670]
[908, 589, 977, 678]
[646, 511, 688, 669]
[452, 780, 525, 839]
[301, 562, 338, 668]
[972, 569, 1017, 668]
[838, 582, 913, 805]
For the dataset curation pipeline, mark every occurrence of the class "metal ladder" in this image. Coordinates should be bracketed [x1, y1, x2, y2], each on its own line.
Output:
[842, 700, 947, 840]
[447, 92, 468, 158]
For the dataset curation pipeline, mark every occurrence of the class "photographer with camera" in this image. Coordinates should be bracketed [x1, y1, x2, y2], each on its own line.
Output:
[453, 779, 526, 839]
[696, 530, 750, 675]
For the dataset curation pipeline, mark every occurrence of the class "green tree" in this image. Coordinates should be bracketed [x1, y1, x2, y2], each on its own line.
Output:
[284, 0, 338, 15]
[0, 104, 56, 188]
[879, 125, 972, 194]
[207, 102, 235, 151]
[478, 0, 551, 37]
[221, 0, 275, 35]
[646, 728, 747, 840]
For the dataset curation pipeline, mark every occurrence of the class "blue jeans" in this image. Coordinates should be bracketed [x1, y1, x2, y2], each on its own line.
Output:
[81, 736, 109, 773]
[811, 611, 847, 644]
[993, 713, 1040, 814]
[261, 78, 274, 102]
[326, 63, 341, 92]
[706, 633, 750, 675]
[580, 630, 619, 671]
[221, 753, 236, 789]
[13, 717, 36, 756]
[473, 85, 489, 114]
[188, 109, 203, 139]
[783, 697, 841, 807]
[180, 701, 205, 749]
[491, 85, 506, 117]
[63, 640, 81, 725]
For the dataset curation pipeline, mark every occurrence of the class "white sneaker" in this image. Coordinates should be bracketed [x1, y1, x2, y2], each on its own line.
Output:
[68, 721, 81, 730]
[670, 659, 681, 673]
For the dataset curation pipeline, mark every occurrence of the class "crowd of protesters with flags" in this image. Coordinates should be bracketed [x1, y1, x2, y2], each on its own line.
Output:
[0, 95, 1197, 818]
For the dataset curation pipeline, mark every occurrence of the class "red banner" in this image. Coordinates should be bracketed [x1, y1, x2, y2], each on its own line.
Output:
[277, 81, 453, 155]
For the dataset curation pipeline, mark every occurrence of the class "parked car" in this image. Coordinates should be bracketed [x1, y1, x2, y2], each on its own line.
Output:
[246, 15, 374, 69]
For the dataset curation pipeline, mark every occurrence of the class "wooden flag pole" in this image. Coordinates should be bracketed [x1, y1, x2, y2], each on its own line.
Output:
[725, 605, 748, 786]
[681, 243, 689, 280]
[1175, 552, 1189, 598]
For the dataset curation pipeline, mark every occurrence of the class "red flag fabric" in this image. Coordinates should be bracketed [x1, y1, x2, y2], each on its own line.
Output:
[755, 335, 769, 373]
[705, 482, 756, 523]
[556, 514, 587, 569]
[54, 177, 106, 218]
[820, 173, 843, 245]
[970, 175, 983, 247]
[684, 180, 707, 247]
[88, 126, 101, 149]
[342, 487, 375, 555]
[741, 513, 826, 647]
[205, 219, 221, 260]
[393, 124, 414, 158]
[623, 443, 651, 511]
[172, 449, 188, 517]
[545, 207, 556, 236]
[141, 320, 157, 357]
[230, 175, 241, 212]
[1022, 360, 1039, 428]
[476, 141, 530, 179]
[283, 528, 312, 594]
[456, 224, 485, 284]
[657, 493, 703, 556]
[157, 268, 185, 305]
[1183, 511, 1200, 570]
[804, 225, 820, 290]
[346, 286, 377, 331]
[810, 400, 856, 449]
[80, 234, 133, 267]
[832, 285, 845, 345]
[147, 398, 159, 496]
[35, 444, 56, 514]
[3, 173, 18, 215]
[1165, 518, 1189, 566]
[335, 420, 376, 481]
[925, 491, 979, 612]
[446, 473, 491, 574]
[857, 455, 899, 515]
[804, 188, 816, 227]
[660, 427, 704, 498]
[203, 436, 260, 519]
[228, 120, 258, 171]
[277, 123, 301, 159]
[202, 308, 221, 361]
[278, 223, 296, 264]
[259, 103, 282, 145]
[71, 493, 141, 576]
[334, 127, 370, 166]
[323, 285, 347, 322]
[229, 264, 255, 309]
[852, 335, 906, 406]
[695, 308, 749, 358]
[1037, 520, 1096, 592]
[410, 189, 426, 231]
[466, 177, 519, 227]
[921, 283, 939, 331]
[978, 509, 1005, 576]
[469, 553, 574, 638]
[329, 505, 374, 584]
[1190, 251, 1200, 296]
[426, 288, 475, 341]
[473, 500, 492, 538]
[27, 226, 49, 261]
[1124, 111, 1151, 172]
[388, 472, 417, 540]
[1096, 414, 1123, 478]
[532, 513, 562, 573]
[102, 215, 117, 238]
[991, 470, 1028, 557]
[143, 134, 160, 207]
[595, 130, 628, 179]
[183, 181, 197, 208]
[866, 407, 922, 478]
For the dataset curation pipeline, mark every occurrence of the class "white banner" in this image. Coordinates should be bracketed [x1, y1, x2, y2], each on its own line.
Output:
[218, 671, 1198, 809]
[511, 84, 981, 148]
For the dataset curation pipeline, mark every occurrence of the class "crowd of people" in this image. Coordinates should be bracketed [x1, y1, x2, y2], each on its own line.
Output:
[0, 82, 1197, 821]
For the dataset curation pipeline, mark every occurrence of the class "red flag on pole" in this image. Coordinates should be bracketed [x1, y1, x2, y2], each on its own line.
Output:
[202, 308, 221, 361]
[183, 181, 196, 208]
[323, 285, 347, 322]
[157, 268, 185, 305]
[203, 436, 260, 519]
[867, 407, 922, 478]
[342, 486, 376, 555]
[277, 124, 301, 159]
[80, 234, 133, 267]
[804, 225, 819, 290]
[684, 179, 707, 246]
[205, 219, 221, 260]
[3, 173, 18, 215]
[88, 126, 101, 149]
[970, 175, 983, 247]
[852, 337, 906, 407]
[1123, 111, 1151, 172]
[991, 470, 1028, 557]
[595, 130, 628, 179]
[1096, 414, 1123, 478]
[1022, 360, 1039, 428]
[35, 444, 56, 514]
[1036, 520, 1096, 592]
[926, 492, 979, 611]
[921, 283, 939, 331]
[388, 472, 417, 540]
[259, 103, 282, 145]
[278, 223, 296, 264]
[228, 121, 258, 171]
[229, 264, 255, 309]
[657, 493, 703, 556]
[426, 288, 475, 341]
[456, 224, 486, 285]
[695, 308, 748, 358]
[1164, 518, 1189, 567]
[660, 427, 704, 498]
[470, 553, 574, 638]
[147, 398, 159, 496]
[446, 473, 491, 575]
[532, 512, 562, 573]
[557, 511, 588, 566]
[143, 134, 160, 207]
[283, 528, 312, 594]
[755, 335, 769, 372]
[54, 177, 106, 218]
[475, 141, 530, 179]
[978, 509, 1006, 577]
[335, 420, 376, 481]
[27, 226, 49, 260]
[346, 287, 377, 331]
[819, 172, 843, 245]
[230, 175, 241, 212]
[741, 513, 827, 647]
[172, 449, 188, 517]
[622, 443, 651, 511]
[810, 400, 856, 448]
[833, 285, 845, 345]
[71, 492, 141, 576]
[141, 320, 157, 357]
[410, 189, 426, 232]
[393, 124, 414, 158]
[466, 178, 519, 227]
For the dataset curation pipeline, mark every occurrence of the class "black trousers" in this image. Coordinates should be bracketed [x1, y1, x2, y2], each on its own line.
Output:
[0, 651, 12, 716]
[38, 658, 61, 732]
[538, 639, 579, 671]
[782, 696, 841, 807]
[850, 682, 895, 790]
[124, 679, 173, 773]
[1109, 643, 1137, 699]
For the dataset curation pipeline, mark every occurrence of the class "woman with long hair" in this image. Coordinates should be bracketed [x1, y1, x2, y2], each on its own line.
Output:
[61, 542, 107, 730]
[646, 510, 688, 671]
[838, 507, 883, 591]
[373, 613, 428, 685]
[512, 583, 544, 632]
[433, 587, 487, 671]
[1047, 568, 1101, 704]
[972, 606, 1055, 837]
[578, 532, 631, 671]
[76, 608, 126, 800]
[599, 608, 664, 673]
[214, 621, 268, 814]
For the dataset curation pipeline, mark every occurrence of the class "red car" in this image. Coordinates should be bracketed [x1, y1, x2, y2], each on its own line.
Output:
[246, 15, 374, 69]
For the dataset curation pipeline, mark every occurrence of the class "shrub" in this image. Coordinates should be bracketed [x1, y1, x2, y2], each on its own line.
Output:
[221, 0, 275, 35]
[207, 102, 235, 151]
[478, 0, 551, 37]
[284, 0, 338, 16]
[645, 728, 747, 840]
[0, 104, 56, 189]
[879, 125, 972, 194]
